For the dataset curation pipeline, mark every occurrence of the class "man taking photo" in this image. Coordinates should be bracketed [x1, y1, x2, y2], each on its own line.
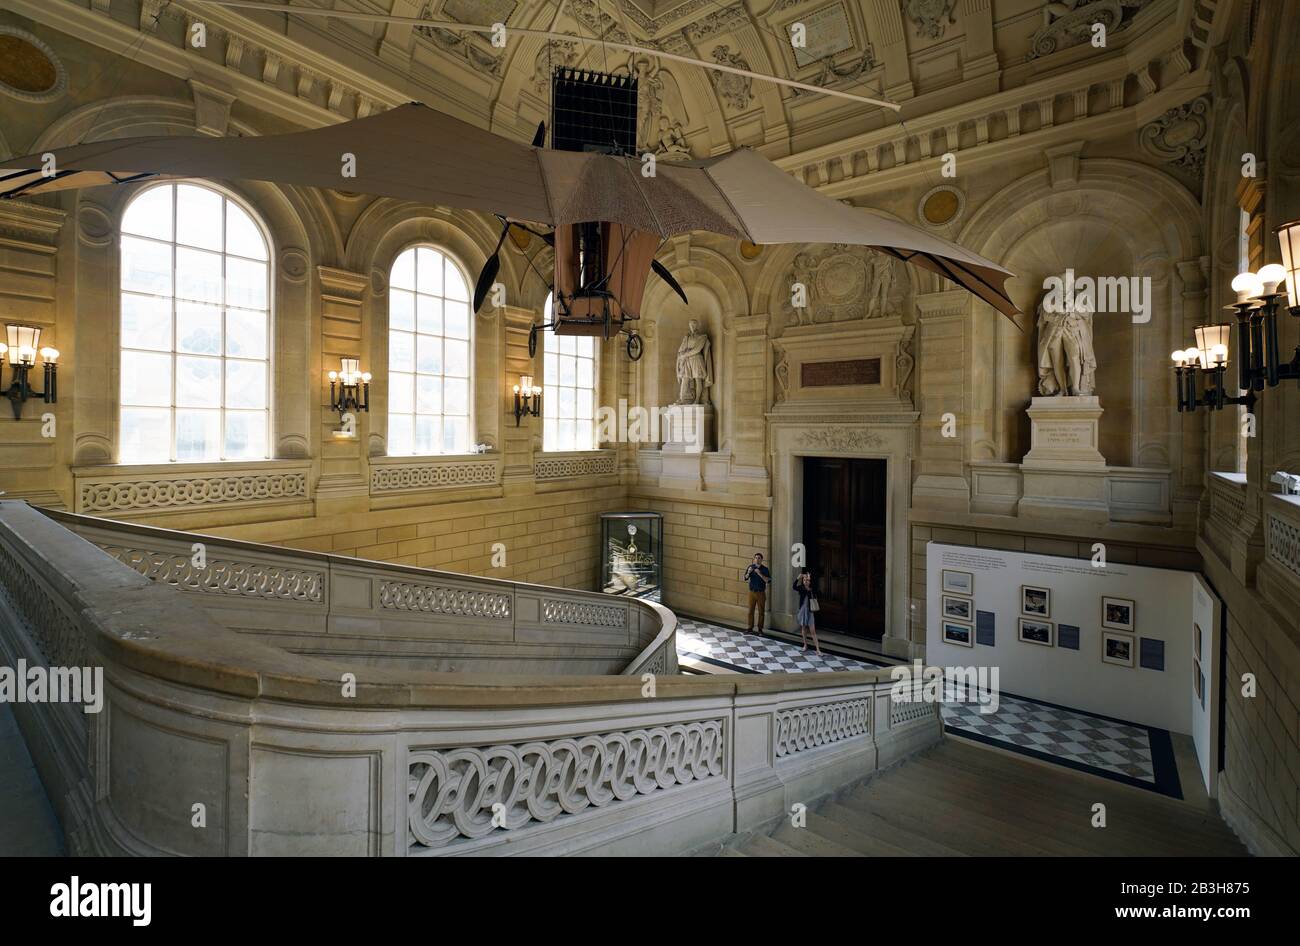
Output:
[743, 552, 771, 635]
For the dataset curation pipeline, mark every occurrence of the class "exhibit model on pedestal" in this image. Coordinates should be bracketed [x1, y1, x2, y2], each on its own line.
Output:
[600, 512, 663, 600]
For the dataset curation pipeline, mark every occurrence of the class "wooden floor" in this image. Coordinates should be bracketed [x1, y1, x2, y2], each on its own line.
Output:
[709, 736, 1249, 857]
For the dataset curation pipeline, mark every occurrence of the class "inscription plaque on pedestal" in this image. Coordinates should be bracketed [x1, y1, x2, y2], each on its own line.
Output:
[801, 358, 881, 387]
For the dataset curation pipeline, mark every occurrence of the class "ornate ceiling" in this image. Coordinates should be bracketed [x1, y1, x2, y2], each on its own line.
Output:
[381, 0, 1169, 158]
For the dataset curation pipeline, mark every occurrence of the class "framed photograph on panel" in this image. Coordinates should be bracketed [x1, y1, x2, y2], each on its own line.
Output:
[1194, 658, 1205, 706]
[1194, 622, 1203, 662]
[1018, 618, 1054, 646]
[1101, 596, 1136, 632]
[942, 621, 974, 648]
[1101, 631, 1135, 667]
[941, 569, 973, 596]
[1020, 585, 1050, 618]
[942, 595, 973, 621]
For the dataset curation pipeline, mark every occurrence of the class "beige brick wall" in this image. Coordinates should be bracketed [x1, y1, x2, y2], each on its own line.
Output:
[204, 484, 628, 590]
[631, 493, 772, 626]
[1221, 610, 1300, 854]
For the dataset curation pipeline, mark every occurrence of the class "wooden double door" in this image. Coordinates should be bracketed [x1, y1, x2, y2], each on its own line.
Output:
[801, 457, 887, 639]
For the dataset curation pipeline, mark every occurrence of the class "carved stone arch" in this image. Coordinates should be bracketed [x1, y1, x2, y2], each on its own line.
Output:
[639, 244, 747, 453]
[347, 203, 507, 458]
[31, 96, 197, 152]
[956, 159, 1202, 478]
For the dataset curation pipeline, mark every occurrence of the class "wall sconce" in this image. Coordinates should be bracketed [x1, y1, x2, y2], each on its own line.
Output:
[328, 357, 370, 415]
[1172, 223, 1300, 415]
[513, 375, 542, 426]
[1, 325, 58, 419]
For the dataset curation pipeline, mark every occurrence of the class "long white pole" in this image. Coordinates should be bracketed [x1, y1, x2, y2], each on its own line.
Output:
[185, 0, 902, 111]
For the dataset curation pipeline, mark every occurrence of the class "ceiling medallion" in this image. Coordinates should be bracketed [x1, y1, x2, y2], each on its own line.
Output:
[0, 27, 68, 104]
[916, 184, 966, 231]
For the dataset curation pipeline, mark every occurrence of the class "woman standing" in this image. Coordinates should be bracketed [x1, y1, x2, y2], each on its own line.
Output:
[793, 569, 823, 656]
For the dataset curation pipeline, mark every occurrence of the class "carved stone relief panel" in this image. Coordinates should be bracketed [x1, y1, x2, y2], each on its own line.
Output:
[778, 244, 910, 328]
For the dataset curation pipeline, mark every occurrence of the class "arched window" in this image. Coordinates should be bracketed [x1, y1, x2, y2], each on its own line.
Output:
[118, 183, 271, 463]
[388, 245, 473, 455]
[542, 293, 597, 451]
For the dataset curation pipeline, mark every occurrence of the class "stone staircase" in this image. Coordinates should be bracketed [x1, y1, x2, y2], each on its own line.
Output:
[702, 737, 1248, 857]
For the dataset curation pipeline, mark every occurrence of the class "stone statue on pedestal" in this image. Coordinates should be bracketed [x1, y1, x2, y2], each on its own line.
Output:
[674, 319, 713, 405]
[1036, 295, 1097, 396]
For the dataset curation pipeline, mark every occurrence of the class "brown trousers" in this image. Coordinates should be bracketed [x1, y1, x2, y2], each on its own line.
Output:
[747, 590, 766, 631]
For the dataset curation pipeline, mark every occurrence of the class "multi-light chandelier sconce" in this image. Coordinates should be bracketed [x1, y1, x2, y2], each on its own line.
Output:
[513, 375, 542, 426]
[1172, 221, 1300, 414]
[1, 324, 58, 420]
[328, 358, 371, 416]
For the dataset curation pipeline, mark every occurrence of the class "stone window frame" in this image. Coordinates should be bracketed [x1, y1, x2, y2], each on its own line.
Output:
[116, 179, 276, 465]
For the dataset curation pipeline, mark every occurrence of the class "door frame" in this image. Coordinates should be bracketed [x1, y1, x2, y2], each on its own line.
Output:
[769, 419, 917, 659]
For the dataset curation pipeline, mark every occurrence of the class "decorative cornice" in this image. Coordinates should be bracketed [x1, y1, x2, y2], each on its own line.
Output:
[0, 200, 67, 253]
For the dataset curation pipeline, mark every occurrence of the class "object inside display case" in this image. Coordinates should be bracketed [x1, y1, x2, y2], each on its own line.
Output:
[600, 512, 663, 601]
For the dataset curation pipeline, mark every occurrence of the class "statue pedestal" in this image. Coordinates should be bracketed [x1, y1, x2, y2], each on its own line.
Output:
[1022, 395, 1105, 469]
[1018, 395, 1108, 523]
[660, 403, 714, 455]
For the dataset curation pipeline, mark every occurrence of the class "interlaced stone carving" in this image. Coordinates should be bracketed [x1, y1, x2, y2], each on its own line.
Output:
[371, 459, 498, 493]
[542, 598, 627, 628]
[1265, 512, 1300, 581]
[379, 580, 512, 619]
[99, 546, 324, 602]
[1208, 477, 1247, 529]
[0, 543, 88, 670]
[407, 720, 725, 850]
[533, 453, 617, 480]
[78, 471, 307, 514]
[890, 698, 934, 727]
[775, 698, 871, 757]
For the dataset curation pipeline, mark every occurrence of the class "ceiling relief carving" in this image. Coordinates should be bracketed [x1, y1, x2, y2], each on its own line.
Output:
[1026, 0, 1153, 61]
[781, 245, 907, 327]
[532, 38, 582, 94]
[1139, 95, 1210, 183]
[709, 45, 754, 111]
[416, 2, 504, 76]
[789, 51, 876, 96]
[902, 0, 958, 39]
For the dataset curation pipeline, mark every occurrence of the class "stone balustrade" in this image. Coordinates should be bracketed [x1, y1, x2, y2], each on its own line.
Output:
[0, 500, 939, 856]
[45, 508, 665, 677]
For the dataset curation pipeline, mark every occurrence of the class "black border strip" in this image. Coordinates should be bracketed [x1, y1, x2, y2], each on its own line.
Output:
[943, 716, 1183, 800]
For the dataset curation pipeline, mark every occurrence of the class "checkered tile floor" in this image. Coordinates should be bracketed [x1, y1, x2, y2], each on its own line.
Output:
[672, 617, 1158, 786]
[940, 682, 1156, 783]
[675, 618, 879, 673]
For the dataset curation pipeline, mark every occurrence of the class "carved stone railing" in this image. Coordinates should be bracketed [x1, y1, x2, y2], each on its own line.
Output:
[72, 460, 313, 518]
[46, 507, 663, 676]
[533, 450, 618, 482]
[368, 454, 501, 496]
[1259, 494, 1300, 619]
[0, 501, 940, 856]
[1200, 472, 1264, 583]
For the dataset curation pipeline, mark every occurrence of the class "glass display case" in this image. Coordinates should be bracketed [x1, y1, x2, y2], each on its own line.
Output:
[600, 512, 663, 601]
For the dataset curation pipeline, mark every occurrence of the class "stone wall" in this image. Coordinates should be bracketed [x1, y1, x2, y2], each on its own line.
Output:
[629, 493, 772, 625]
